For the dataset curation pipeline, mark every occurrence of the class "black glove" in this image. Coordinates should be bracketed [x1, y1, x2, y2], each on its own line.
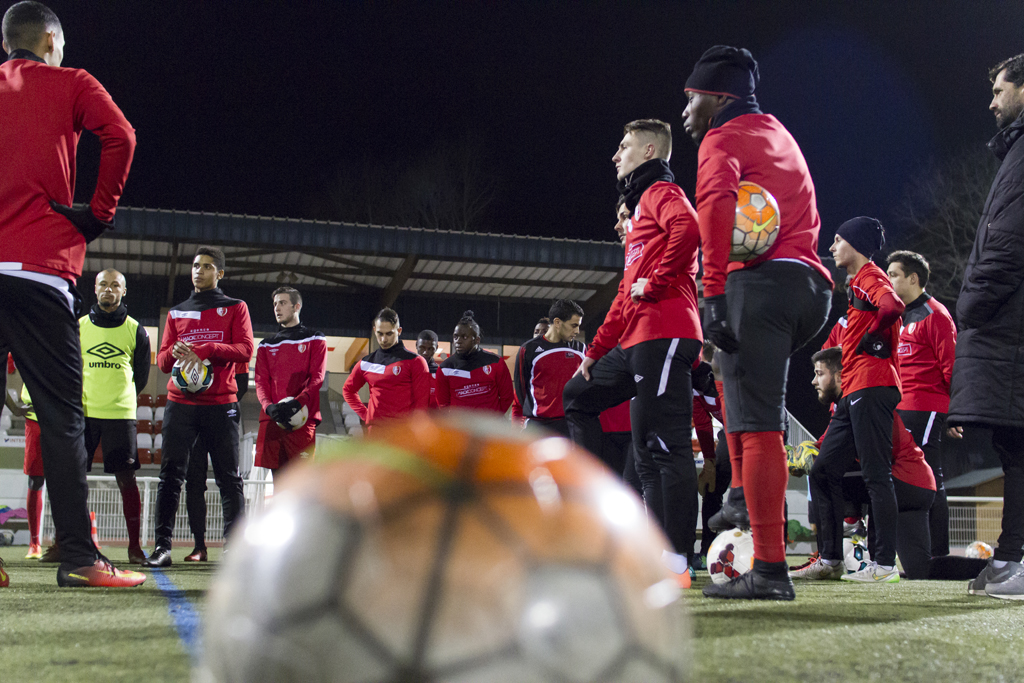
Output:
[276, 399, 302, 422]
[50, 201, 113, 244]
[703, 294, 739, 354]
[265, 403, 283, 422]
[855, 331, 891, 358]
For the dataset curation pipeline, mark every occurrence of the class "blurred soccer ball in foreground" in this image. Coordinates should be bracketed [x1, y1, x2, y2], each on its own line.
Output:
[707, 528, 754, 585]
[201, 411, 689, 682]
[966, 541, 994, 560]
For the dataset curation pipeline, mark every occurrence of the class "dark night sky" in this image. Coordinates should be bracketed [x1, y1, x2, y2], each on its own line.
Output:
[47, 1, 1023, 245]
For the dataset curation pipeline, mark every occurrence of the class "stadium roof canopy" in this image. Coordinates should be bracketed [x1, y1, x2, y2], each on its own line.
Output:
[88, 207, 625, 312]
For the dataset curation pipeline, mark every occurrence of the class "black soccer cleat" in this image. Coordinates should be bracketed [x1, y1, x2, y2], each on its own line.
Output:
[142, 547, 172, 568]
[703, 571, 795, 601]
[708, 486, 750, 533]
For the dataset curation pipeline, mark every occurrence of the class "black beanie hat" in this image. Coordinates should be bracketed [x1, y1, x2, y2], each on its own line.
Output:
[685, 46, 759, 99]
[836, 216, 886, 258]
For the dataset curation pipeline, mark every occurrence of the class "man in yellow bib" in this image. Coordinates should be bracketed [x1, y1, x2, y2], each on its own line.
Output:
[80, 269, 150, 563]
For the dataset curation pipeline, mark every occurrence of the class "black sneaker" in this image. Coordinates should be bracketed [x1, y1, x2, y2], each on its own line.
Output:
[708, 486, 750, 533]
[703, 571, 796, 601]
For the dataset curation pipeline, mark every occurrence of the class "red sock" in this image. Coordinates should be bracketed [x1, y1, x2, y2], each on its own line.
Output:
[715, 380, 744, 488]
[121, 482, 142, 549]
[740, 431, 787, 563]
[26, 489, 42, 546]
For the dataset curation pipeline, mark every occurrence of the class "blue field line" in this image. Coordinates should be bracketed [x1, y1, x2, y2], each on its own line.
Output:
[152, 570, 203, 664]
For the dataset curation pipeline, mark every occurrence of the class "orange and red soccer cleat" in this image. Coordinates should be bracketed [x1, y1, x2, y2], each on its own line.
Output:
[0, 557, 9, 587]
[57, 558, 146, 588]
[25, 543, 42, 560]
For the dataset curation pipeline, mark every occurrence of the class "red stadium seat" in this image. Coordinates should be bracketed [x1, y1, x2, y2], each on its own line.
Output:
[155, 394, 168, 407]
[152, 421, 162, 435]
[137, 420, 153, 434]
[138, 393, 155, 408]
[152, 449, 162, 464]
[136, 448, 151, 464]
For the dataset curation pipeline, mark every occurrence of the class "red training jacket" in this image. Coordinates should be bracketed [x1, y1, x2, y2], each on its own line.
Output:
[436, 349, 514, 413]
[157, 289, 255, 406]
[841, 263, 902, 395]
[823, 316, 847, 350]
[254, 324, 327, 426]
[897, 294, 956, 413]
[599, 400, 632, 433]
[588, 182, 702, 360]
[695, 113, 832, 299]
[512, 336, 586, 424]
[0, 52, 136, 281]
[342, 345, 430, 425]
[891, 412, 936, 491]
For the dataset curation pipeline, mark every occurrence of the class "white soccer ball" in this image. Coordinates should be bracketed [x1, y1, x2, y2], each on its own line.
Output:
[277, 396, 308, 430]
[843, 537, 871, 573]
[707, 528, 755, 585]
[171, 359, 213, 394]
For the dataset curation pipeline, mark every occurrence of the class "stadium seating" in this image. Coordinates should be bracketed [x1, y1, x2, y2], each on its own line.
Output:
[155, 394, 168, 407]
[155, 406, 165, 423]
[154, 434, 163, 451]
[137, 406, 153, 422]
[138, 393, 155, 408]
[137, 432, 153, 451]
[152, 449, 162, 464]
[137, 419, 153, 434]
[137, 447, 151, 464]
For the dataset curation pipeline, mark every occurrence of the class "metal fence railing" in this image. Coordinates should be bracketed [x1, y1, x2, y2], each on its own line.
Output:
[948, 496, 1003, 549]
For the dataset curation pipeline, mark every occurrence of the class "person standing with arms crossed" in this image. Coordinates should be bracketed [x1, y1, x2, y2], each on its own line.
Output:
[145, 247, 254, 568]
[0, 2, 142, 587]
[254, 287, 326, 476]
[682, 46, 833, 599]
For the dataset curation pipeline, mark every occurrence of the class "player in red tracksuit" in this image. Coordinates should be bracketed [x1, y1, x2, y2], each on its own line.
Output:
[416, 330, 441, 409]
[343, 308, 430, 428]
[512, 299, 586, 436]
[255, 287, 327, 476]
[145, 247, 254, 568]
[798, 346, 936, 580]
[886, 251, 957, 557]
[0, 3, 142, 588]
[563, 119, 703, 587]
[683, 46, 833, 599]
[824, 316, 847, 350]
[437, 311, 513, 413]
[804, 218, 905, 584]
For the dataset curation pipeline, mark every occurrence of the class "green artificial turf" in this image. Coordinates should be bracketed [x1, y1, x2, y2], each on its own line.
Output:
[2, 547, 1023, 682]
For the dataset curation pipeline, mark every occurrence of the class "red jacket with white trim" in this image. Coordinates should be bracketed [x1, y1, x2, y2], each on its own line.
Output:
[342, 345, 430, 424]
[436, 349, 514, 413]
[695, 113, 832, 298]
[891, 411, 936, 491]
[588, 182, 702, 360]
[897, 293, 956, 413]
[254, 324, 327, 425]
[841, 263, 902, 394]
[0, 52, 136, 281]
[157, 289, 255, 406]
[512, 336, 586, 422]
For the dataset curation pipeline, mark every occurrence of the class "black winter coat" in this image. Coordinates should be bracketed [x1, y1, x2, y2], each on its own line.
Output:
[948, 111, 1024, 427]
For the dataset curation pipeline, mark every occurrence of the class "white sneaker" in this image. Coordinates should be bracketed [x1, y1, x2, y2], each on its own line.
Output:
[840, 561, 899, 583]
[789, 557, 845, 580]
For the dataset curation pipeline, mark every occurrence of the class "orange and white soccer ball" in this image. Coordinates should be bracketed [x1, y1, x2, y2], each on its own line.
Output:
[966, 541, 994, 560]
[731, 181, 780, 262]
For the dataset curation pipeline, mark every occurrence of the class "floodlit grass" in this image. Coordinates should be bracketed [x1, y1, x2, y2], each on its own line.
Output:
[2, 547, 1023, 682]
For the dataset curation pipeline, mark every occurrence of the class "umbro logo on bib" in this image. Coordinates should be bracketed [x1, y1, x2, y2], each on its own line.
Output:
[634, 374, 643, 383]
[86, 342, 123, 360]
